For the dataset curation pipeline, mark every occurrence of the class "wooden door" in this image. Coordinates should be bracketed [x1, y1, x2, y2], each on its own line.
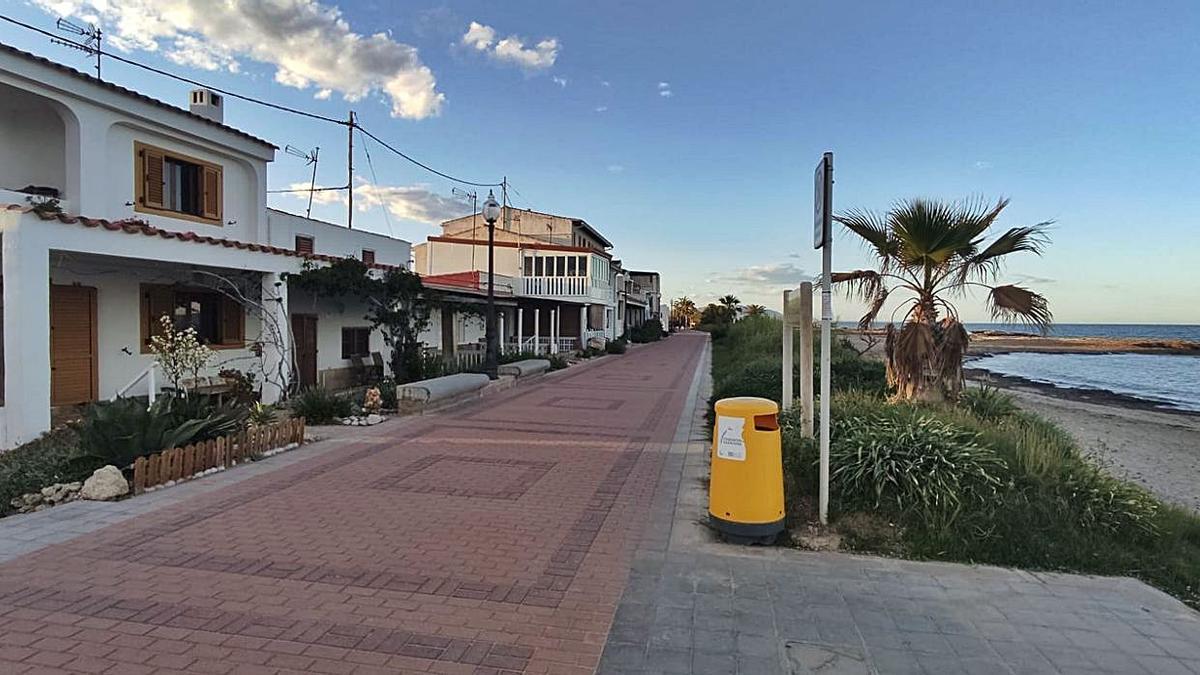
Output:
[292, 314, 318, 388]
[50, 284, 98, 405]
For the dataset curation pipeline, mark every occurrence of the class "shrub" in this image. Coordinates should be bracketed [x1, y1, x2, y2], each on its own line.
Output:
[548, 354, 570, 370]
[248, 403, 278, 427]
[830, 412, 1006, 530]
[606, 339, 628, 354]
[290, 387, 353, 425]
[0, 427, 87, 515]
[218, 368, 259, 406]
[959, 385, 1019, 421]
[499, 350, 539, 364]
[379, 377, 398, 409]
[629, 319, 663, 343]
[73, 395, 247, 470]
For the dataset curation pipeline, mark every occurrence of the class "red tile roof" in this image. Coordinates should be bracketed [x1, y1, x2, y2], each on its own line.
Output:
[2, 203, 402, 270]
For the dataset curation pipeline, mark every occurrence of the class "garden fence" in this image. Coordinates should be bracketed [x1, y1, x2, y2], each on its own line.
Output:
[131, 417, 306, 493]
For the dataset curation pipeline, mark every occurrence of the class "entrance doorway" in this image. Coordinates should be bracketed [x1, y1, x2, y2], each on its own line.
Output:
[50, 284, 98, 405]
[292, 314, 318, 388]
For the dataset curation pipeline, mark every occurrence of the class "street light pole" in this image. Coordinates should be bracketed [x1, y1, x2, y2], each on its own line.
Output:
[481, 192, 502, 380]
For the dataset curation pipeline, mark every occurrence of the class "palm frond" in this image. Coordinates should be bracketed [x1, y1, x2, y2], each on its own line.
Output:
[888, 321, 936, 399]
[961, 222, 1052, 282]
[831, 270, 882, 303]
[857, 287, 890, 330]
[835, 209, 896, 271]
[987, 284, 1053, 333]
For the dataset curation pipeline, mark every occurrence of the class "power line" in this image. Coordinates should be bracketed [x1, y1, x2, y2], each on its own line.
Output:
[354, 125, 501, 188]
[267, 185, 347, 194]
[358, 128, 396, 239]
[1, 14, 348, 125]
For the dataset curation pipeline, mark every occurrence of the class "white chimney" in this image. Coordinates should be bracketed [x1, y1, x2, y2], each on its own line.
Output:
[188, 88, 224, 124]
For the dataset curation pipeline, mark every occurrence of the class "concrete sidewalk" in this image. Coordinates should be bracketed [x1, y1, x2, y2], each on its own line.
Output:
[598, 335, 1200, 674]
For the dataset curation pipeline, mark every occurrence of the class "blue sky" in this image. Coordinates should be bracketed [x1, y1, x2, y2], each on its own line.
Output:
[6, 1, 1199, 323]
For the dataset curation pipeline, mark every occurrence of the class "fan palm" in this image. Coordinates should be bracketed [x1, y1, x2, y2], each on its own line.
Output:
[834, 197, 1052, 401]
[670, 296, 699, 327]
[745, 304, 767, 317]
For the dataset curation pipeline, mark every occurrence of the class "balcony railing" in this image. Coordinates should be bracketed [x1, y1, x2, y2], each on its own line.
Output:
[522, 276, 589, 297]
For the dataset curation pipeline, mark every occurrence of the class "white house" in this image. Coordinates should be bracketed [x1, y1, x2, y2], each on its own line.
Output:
[0, 44, 414, 448]
[413, 208, 620, 353]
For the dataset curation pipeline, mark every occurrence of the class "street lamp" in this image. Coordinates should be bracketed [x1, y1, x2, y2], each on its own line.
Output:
[481, 191, 502, 380]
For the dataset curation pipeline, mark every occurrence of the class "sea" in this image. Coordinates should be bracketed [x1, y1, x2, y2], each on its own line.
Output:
[842, 323, 1200, 411]
[965, 324, 1200, 412]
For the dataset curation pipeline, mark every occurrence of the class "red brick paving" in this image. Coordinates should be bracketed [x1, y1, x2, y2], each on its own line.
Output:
[0, 333, 706, 674]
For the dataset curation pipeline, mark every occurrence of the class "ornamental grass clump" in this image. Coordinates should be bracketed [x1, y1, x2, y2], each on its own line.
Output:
[830, 412, 1006, 531]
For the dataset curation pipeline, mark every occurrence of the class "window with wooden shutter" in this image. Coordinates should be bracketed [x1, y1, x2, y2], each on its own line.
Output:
[220, 296, 244, 345]
[295, 235, 315, 255]
[201, 165, 222, 220]
[141, 147, 165, 209]
[361, 249, 376, 265]
[134, 141, 223, 224]
[141, 284, 176, 349]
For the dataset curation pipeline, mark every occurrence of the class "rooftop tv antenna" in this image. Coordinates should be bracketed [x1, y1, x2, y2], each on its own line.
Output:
[285, 145, 320, 218]
[51, 18, 102, 80]
[452, 186, 478, 266]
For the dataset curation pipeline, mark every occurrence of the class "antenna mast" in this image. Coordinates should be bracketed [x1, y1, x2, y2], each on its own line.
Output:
[453, 187, 478, 268]
[347, 110, 355, 230]
[51, 18, 102, 80]
[284, 145, 321, 219]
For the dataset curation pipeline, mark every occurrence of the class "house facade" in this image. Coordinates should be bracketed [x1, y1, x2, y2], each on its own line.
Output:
[0, 45, 413, 448]
[414, 208, 619, 353]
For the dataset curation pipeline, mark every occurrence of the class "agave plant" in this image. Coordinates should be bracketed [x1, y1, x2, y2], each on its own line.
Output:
[834, 197, 1052, 401]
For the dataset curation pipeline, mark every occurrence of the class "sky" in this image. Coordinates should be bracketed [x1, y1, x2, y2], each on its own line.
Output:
[5, 1, 1199, 324]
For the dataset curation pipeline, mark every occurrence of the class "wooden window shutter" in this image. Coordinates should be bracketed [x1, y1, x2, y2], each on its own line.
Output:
[220, 296, 244, 345]
[295, 235, 314, 255]
[361, 249, 375, 265]
[201, 165, 222, 220]
[141, 285, 175, 349]
[141, 147, 165, 209]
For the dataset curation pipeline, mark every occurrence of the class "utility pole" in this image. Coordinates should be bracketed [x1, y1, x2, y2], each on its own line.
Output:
[347, 110, 355, 230]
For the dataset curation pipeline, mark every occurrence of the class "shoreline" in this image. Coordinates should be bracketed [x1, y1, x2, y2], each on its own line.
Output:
[963, 365, 1200, 418]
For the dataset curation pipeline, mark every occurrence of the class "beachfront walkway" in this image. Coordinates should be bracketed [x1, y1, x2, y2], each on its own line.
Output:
[0, 333, 708, 674]
[0, 332, 1197, 674]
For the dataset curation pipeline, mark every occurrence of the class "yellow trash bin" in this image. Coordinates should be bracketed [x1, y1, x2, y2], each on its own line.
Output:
[709, 396, 785, 544]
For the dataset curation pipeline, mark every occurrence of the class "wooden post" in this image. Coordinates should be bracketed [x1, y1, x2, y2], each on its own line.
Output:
[799, 281, 815, 438]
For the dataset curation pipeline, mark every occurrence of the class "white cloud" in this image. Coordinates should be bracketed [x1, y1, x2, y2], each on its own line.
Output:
[459, 21, 559, 71]
[658, 81, 673, 98]
[552, 76, 568, 88]
[34, 0, 445, 119]
[974, 160, 993, 170]
[710, 262, 811, 292]
[594, 105, 608, 113]
[606, 164, 624, 173]
[601, 80, 611, 87]
[292, 181, 470, 225]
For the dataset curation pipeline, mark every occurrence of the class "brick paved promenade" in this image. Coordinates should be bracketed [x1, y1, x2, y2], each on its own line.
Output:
[0, 333, 709, 674]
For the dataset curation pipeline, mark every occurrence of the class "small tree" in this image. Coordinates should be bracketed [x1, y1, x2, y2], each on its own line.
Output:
[149, 315, 214, 393]
[288, 258, 435, 385]
[744, 304, 767, 317]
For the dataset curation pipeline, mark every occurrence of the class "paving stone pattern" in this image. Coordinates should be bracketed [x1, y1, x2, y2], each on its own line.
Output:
[0, 334, 709, 674]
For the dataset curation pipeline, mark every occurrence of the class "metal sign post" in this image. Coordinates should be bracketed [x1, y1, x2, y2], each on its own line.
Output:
[814, 152, 833, 525]
[782, 289, 795, 408]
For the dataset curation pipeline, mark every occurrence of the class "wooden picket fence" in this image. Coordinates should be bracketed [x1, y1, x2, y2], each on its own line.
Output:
[131, 417, 306, 494]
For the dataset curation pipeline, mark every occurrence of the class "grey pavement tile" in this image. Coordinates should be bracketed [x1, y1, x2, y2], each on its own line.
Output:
[598, 643, 647, 673]
[1035, 644, 1097, 672]
[866, 648, 926, 675]
[737, 654, 785, 675]
[987, 640, 1058, 673]
[943, 634, 996, 659]
[785, 641, 869, 674]
[1154, 637, 1200, 661]
[648, 625, 694, 652]
[655, 605, 695, 629]
[1100, 630, 1171, 656]
[1083, 650, 1153, 674]
[1133, 656, 1200, 675]
[913, 654, 973, 675]
[646, 646, 692, 674]
[693, 628, 736, 655]
[734, 632, 778, 659]
[693, 651, 738, 675]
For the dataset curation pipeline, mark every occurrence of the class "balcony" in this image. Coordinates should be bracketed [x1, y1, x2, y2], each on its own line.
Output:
[521, 276, 611, 303]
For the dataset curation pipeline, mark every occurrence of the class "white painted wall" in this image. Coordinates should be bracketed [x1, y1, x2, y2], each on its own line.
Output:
[268, 209, 411, 269]
[0, 84, 66, 194]
[288, 287, 390, 381]
[48, 255, 266, 399]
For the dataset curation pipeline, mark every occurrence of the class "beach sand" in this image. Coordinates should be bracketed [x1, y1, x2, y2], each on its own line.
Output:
[1001, 387, 1200, 513]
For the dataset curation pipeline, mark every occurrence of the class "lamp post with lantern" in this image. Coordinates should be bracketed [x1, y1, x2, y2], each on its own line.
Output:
[481, 191, 502, 379]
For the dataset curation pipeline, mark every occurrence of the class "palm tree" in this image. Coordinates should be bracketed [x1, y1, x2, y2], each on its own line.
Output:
[834, 197, 1051, 401]
[744, 304, 767, 317]
[670, 296, 699, 328]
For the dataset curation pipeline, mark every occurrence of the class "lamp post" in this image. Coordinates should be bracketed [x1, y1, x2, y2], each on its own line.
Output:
[481, 191, 502, 379]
